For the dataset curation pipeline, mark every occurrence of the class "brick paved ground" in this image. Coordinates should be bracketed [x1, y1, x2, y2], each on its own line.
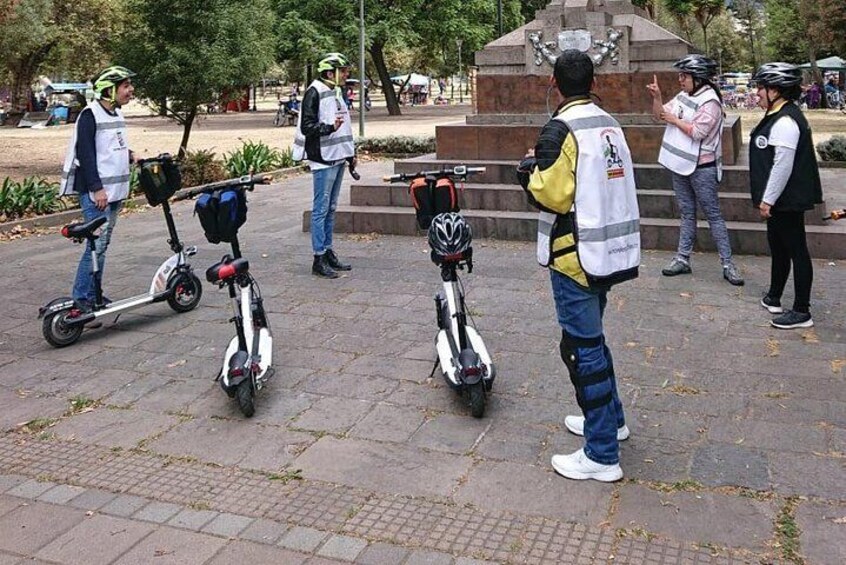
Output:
[0, 160, 843, 564]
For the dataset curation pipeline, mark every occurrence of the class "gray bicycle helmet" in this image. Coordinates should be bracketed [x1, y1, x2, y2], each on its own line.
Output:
[428, 213, 472, 257]
[673, 54, 718, 80]
[752, 62, 802, 89]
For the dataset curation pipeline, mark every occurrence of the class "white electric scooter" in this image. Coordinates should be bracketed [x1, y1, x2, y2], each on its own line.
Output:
[39, 155, 202, 347]
[196, 174, 273, 417]
[384, 166, 495, 416]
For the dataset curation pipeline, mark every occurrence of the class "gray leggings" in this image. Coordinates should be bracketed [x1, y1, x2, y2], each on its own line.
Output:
[672, 166, 733, 265]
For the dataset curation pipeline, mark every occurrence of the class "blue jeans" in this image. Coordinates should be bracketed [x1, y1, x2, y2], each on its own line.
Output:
[671, 167, 733, 265]
[550, 271, 625, 465]
[310, 163, 345, 255]
[72, 192, 122, 303]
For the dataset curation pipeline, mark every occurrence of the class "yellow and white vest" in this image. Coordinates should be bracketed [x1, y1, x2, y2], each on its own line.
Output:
[538, 103, 640, 286]
[658, 87, 723, 181]
[292, 79, 354, 164]
[59, 102, 130, 202]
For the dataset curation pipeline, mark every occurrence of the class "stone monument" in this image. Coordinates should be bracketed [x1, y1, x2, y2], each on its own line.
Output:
[438, 0, 742, 164]
[308, 0, 843, 259]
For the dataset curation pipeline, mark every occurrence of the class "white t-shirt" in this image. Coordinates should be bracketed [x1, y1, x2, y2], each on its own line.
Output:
[761, 115, 800, 206]
[767, 115, 800, 150]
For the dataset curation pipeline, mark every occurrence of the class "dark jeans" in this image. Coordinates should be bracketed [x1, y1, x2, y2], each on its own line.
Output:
[550, 271, 625, 465]
[766, 211, 813, 313]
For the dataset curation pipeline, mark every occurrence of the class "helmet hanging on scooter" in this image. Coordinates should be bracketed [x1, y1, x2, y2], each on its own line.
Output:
[428, 213, 473, 257]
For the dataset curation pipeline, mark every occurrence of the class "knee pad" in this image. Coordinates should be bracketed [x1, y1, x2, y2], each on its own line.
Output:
[560, 331, 612, 412]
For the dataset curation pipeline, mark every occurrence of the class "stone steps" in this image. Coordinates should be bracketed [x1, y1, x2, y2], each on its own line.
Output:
[303, 154, 845, 259]
[393, 155, 752, 192]
[305, 206, 846, 258]
[350, 181, 828, 226]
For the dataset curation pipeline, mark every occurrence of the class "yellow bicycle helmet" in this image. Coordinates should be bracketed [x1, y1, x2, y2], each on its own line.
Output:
[93, 65, 136, 105]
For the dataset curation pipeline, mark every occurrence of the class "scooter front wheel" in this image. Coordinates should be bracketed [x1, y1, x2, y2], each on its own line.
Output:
[468, 381, 486, 418]
[167, 273, 203, 313]
[42, 310, 83, 348]
[236, 379, 255, 417]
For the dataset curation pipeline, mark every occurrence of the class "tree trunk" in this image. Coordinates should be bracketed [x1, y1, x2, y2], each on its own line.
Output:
[178, 107, 197, 158]
[370, 41, 401, 116]
[9, 41, 57, 110]
[808, 47, 826, 109]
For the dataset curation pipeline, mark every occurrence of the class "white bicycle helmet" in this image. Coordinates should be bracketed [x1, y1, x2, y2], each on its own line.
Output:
[428, 213, 472, 257]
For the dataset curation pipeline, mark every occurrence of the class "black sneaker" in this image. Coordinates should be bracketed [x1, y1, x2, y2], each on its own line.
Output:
[325, 249, 351, 271]
[771, 310, 813, 329]
[312, 254, 339, 279]
[760, 295, 783, 314]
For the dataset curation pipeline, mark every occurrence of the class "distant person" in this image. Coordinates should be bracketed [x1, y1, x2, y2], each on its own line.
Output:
[807, 82, 821, 109]
[750, 63, 823, 329]
[517, 50, 641, 483]
[292, 53, 356, 279]
[825, 77, 842, 108]
[58, 66, 136, 311]
[647, 54, 744, 286]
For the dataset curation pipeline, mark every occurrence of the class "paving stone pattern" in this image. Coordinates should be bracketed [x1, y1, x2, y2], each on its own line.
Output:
[0, 161, 842, 563]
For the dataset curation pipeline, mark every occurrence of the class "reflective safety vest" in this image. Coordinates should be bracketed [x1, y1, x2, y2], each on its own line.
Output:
[292, 79, 354, 164]
[658, 87, 723, 181]
[537, 102, 640, 288]
[59, 102, 131, 202]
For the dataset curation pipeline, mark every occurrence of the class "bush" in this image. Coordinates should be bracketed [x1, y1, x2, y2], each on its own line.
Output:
[179, 149, 228, 188]
[355, 135, 436, 155]
[224, 140, 290, 176]
[816, 135, 846, 162]
[0, 176, 67, 220]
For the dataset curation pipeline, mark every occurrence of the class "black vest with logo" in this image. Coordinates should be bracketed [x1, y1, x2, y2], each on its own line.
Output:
[749, 102, 822, 212]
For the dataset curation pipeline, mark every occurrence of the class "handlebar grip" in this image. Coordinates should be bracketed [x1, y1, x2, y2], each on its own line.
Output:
[466, 167, 486, 174]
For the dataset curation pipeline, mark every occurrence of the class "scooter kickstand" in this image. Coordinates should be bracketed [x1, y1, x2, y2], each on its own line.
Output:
[427, 358, 439, 380]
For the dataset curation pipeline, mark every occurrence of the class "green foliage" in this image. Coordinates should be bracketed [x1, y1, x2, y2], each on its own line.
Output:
[0, 176, 67, 220]
[764, 0, 806, 63]
[224, 141, 293, 176]
[355, 135, 435, 155]
[816, 135, 846, 162]
[115, 0, 277, 155]
[0, 0, 121, 110]
[179, 149, 227, 188]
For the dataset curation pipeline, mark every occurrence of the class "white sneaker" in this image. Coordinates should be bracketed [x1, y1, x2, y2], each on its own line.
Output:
[551, 449, 623, 482]
[564, 415, 630, 441]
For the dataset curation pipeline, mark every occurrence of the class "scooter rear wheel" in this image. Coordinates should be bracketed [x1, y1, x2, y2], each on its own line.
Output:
[468, 381, 486, 418]
[42, 310, 83, 348]
[167, 273, 203, 313]
[236, 379, 255, 417]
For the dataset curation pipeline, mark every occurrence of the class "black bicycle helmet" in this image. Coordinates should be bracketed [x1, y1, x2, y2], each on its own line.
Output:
[752, 62, 802, 89]
[673, 54, 718, 80]
[428, 213, 472, 257]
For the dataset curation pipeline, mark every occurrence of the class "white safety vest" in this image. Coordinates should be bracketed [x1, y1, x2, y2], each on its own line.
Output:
[657, 87, 723, 181]
[537, 103, 641, 284]
[292, 79, 354, 164]
[59, 102, 131, 202]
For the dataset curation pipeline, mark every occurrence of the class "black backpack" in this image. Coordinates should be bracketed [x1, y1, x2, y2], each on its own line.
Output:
[409, 176, 459, 230]
[138, 156, 181, 207]
[194, 189, 247, 244]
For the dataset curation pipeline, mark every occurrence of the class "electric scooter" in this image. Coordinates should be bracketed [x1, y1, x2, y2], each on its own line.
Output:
[384, 166, 495, 417]
[196, 174, 273, 417]
[39, 155, 202, 348]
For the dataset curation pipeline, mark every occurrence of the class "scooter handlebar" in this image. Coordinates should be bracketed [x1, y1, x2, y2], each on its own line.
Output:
[383, 166, 486, 183]
[189, 173, 273, 195]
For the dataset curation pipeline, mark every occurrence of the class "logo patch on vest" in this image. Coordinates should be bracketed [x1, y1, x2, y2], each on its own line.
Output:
[601, 129, 625, 179]
[755, 135, 768, 149]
